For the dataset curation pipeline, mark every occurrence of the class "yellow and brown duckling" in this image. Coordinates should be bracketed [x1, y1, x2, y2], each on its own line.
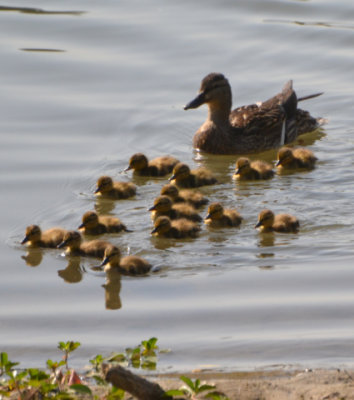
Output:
[233, 157, 274, 180]
[21, 225, 67, 248]
[149, 195, 202, 222]
[204, 202, 242, 228]
[160, 184, 209, 208]
[57, 230, 112, 258]
[125, 153, 179, 177]
[169, 162, 217, 188]
[276, 146, 318, 170]
[98, 245, 151, 275]
[78, 211, 129, 235]
[184, 73, 323, 154]
[151, 216, 200, 239]
[255, 209, 299, 233]
[94, 176, 136, 200]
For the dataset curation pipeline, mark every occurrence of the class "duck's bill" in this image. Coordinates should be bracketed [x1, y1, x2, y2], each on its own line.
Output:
[184, 92, 206, 110]
[57, 241, 67, 249]
[151, 228, 158, 234]
[78, 223, 85, 229]
[21, 236, 29, 244]
[97, 256, 109, 268]
[168, 174, 176, 181]
[124, 166, 132, 172]
[255, 221, 262, 228]
[275, 160, 281, 167]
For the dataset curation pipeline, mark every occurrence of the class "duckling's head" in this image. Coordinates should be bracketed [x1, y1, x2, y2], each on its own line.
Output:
[95, 176, 113, 194]
[276, 147, 294, 167]
[255, 209, 275, 229]
[151, 216, 172, 235]
[205, 202, 224, 220]
[21, 225, 41, 244]
[98, 245, 121, 270]
[79, 211, 99, 229]
[160, 184, 179, 199]
[148, 196, 172, 212]
[184, 73, 232, 111]
[169, 163, 191, 181]
[125, 153, 148, 172]
[58, 230, 82, 249]
[234, 158, 252, 175]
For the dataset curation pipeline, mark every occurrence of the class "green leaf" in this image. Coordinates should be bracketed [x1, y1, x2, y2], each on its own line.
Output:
[28, 368, 49, 381]
[91, 375, 106, 386]
[164, 389, 187, 396]
[107, 353, 126, 363]
[198, 384, 216, 392]
[107, 386, 125, 400]
[0, 353, 8, 367]
[180, 376, 195, 391]
[70, 383, 92, 395]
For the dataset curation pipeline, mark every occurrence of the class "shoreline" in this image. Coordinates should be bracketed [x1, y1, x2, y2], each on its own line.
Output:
[152, 368, 354, 399]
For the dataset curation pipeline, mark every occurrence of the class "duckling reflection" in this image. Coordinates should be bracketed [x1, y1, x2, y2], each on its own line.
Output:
[255, 209, 299, 233]
[149, 195, 202, 222]
[204, 202, 242, 228]
[151, 216, 200, 239]
[276, 146, 317, 170]
[21, 247, 43, 267]
[57, 258, 83, 284]
[103, 268, 122, 310]
[125, 153, 179, 177]
[185, 72, 323, 154]
[78, 211, 129, 235]
[94, 197, 116, 215]
[21, 225, 67, 248]
[58, 231, 112, 258]
[98, 246, 151, 276]
[233, 158, 274, 180]
[160, 184, 209, 208]
[94, 176, 136, 200]
[169, 162, 217, 188]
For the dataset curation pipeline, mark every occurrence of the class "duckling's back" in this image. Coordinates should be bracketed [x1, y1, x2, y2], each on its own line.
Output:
[119, 255, 152, 275]
[273, 214, 299, 233]
[41, 228, 67, 248]
[80, 240, 112, 258]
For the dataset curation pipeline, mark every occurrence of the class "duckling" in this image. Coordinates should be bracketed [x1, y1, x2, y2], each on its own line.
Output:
[125, 153, 179, 176]
[94, 176, 136, 200]
[233, 157, 274, 180]
[21, 225, 67, 248]
[57, 230, 112, 258]
[184, 73, 323, 154]
[98, 245, 151, 275]
[276, 146, 317, 170]
[151, 216, 200, 239]
[160, 184, 209, 208]
[148, 195, 202, 222]
[205, 202, 242, 228]
[169, 162, 217, 188]
[255, 209, 299, 233]
[78, 211, 129, 235]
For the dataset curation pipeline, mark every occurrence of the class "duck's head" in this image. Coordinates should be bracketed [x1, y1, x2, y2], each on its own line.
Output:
[205, 202, 224, 220]
[234, 158, 252, 175]
[21, 225, 41, 244]
[97, 245, 121, 270]
[125, 153, 148, 172]
[58, 230, 82, 249]
[169, 163, 191, 181]
[95, 176, 113, 194]
[79, 211, 99, 229]
[255, 209, 275, 229]
[275, 147, 294, 167]
[160, 184, 179, 199]
[148, 196, 172, 212]
[151, 216, 172, 235]
[184, 73, 232, 112]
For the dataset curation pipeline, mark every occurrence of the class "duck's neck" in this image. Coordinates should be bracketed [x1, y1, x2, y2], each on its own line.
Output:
[207, 96, 232, 126]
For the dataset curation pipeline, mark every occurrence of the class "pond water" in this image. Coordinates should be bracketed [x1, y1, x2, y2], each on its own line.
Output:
[1, 0, 354, 372]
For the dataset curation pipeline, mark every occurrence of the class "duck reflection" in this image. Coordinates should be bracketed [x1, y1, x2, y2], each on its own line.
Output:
[102, 268, 122, 310]
[21, 248, 43, 267]
[257, 232, 275, 248]
[94, 198, 116, 215]
[57, 257, 83, 284]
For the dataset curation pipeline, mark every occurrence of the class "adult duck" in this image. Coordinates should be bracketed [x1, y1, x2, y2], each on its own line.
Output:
[184, 73, 323, 154]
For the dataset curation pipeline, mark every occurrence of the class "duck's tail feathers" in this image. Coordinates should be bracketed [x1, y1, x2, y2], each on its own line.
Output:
[298, 92, 324, 102]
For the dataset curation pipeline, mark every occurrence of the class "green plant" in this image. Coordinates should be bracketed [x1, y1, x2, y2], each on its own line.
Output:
[58, 341, 81, 370]
[165, 375, 229, 400]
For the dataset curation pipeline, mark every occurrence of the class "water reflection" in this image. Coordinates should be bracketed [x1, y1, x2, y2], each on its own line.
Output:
[94, 198, 116, 215]
[265, 18, 354, 31]
[102, 269, 122, 310]
[58, 257, 83, 284]
[0, 5, 85, 16]
[21, 248, 43, 267]
[20, 48, 65, 53]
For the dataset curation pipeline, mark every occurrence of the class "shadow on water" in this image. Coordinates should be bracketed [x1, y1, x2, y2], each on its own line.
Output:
[264, 18, 354, 31]
[0, 5, 85, 16]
